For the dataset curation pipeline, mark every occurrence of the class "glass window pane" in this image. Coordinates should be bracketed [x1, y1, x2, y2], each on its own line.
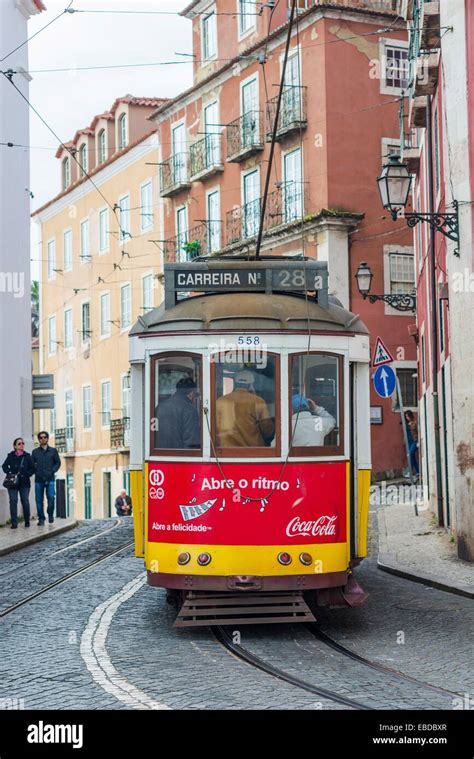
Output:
[290, 354, 340, 449]
[153, 355, 201, 451]
[214, 356, 277, 452]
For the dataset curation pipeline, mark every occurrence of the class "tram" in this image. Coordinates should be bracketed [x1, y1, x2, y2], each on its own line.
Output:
[129, 258, 371, 626]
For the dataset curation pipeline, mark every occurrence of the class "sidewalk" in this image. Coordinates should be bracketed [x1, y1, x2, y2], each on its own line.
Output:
[0, 517, 78, 556]
[377, 500, 474, 599]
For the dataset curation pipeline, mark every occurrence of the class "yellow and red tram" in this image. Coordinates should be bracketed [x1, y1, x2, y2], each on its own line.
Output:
[129, 258, 371, 626]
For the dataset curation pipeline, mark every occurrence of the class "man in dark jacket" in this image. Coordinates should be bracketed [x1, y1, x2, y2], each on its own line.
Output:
[115, 490, 132, 516]
[31, 431, 61, 525]
[155, 377, 200, 449]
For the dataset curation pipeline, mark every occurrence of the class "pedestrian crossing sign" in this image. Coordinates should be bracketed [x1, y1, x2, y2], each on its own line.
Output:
[372, 336, 394, 367]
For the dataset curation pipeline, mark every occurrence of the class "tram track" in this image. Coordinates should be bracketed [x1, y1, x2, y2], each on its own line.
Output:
[306, 624, 461, 699]
[211, 625, 371, 710]
[0, 540, 134, 618]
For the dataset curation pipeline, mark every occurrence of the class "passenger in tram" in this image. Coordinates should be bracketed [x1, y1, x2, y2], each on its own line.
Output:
[290, 394, 336, 447]
[216, 370, 274, 448]
[155, 376, 200, 449]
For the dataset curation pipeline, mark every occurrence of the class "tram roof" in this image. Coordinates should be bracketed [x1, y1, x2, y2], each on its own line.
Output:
[130, 291, 369, 336]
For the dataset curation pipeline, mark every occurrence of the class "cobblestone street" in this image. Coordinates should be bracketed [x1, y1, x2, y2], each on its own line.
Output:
[1, 515, 472, 711]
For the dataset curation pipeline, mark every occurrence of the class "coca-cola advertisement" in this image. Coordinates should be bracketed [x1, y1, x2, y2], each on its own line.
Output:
[147, 461, 347, 545]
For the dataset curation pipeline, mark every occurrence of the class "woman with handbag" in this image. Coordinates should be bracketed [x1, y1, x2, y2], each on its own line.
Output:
[2, 438, 35, 528]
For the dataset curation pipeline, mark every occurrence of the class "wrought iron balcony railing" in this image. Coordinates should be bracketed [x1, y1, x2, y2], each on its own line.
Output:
[225, 183, 307, 247]
[55, 427, 75, 454]
[266, 86, 307, 141]
[160, 153, 190, 197]
[163, 222, 222, 262]
[110, 417, 130, 449]
[226, 111, 264, 162]
[189, 134, 224, 180]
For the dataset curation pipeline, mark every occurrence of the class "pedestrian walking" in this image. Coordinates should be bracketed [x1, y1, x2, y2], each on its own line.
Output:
[404, 410, 419, 478]
[2, 438, 35, 528]
[31, 431, 61, 525]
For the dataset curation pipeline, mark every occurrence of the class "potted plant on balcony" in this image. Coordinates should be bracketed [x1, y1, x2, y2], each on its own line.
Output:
[183, 240, 201, 259]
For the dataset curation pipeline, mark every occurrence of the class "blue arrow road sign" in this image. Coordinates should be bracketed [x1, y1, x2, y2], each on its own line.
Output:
[373, 364, 396, 398]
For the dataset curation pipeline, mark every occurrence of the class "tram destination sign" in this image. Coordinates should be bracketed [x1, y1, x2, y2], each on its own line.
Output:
[165, 260, 329, 308]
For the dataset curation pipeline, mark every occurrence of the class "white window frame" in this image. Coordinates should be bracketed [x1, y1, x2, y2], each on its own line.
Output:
[48, 315, 57, 355]
[121, 373, 131, 420]
[282, 145, 303, 222]
[140, 180, 154, 232]
[81, 299, 91, 343]
[201, 6, 217, 62]
[176, 205, 188, 262]
[63, 229, 73, 272]
[238, 0, 256, 39]
[65, 387, 74, 431]
[101, 380, 112, 429]
[47, 238, 56, 280]
[379, 38, 409, 96]
[383, 245, 415, 316]
[98, 207, 109, 253]
[82, 384, 92, 430]
[80, 218, 90, 262]
[118, 112, 128, 149]
[98, 128, 107, 164]
[100, 291, 111, 338]
[206, 187, 221, 253]
[241, 166, 261, 239]
[381, 137, 401, 166]
[64, 308, 73, 349]
[142, 272, 154, 313]
[62, 156, 70, 189]
[118, 193, 131, 241]
[79, 143, 88, 176]
[120, 282, 132, 330]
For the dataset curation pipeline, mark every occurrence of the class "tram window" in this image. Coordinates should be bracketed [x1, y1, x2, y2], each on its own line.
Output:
[289, 353, 343, 455]
[151, 353, 202, 454]
[213, 354, 280, 456]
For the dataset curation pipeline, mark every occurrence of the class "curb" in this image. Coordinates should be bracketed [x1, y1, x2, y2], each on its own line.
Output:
[0, 520, 79, 556]
[377, 553, 474, 600]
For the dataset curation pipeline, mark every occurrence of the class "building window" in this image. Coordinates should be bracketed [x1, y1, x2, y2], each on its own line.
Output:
[98, 128, 107, 164]
[242, 169, 260, 238]
[394, 367, 418, 409]
[47, 239, 56, 279]
[99, 208, 109, 252]
[81, 301, 91, 341]
[65, 388, 74, 432]
[50, 407, 56, 435]
[80, 219, 90, 261]
[176, 206, 188, 262]
[100, 292, 110, 337]
[142, 274, 153, 312]
[239, 0, 256, 36]
[101, 381, 111, 427]
[140, 181, 153, 231]
[64, 308, 73, 349]
[63, 230, 72, 272]
[207, 189, 220, 252]
[82, 385, 92, 429]
[389, 252, 415, 294]
[421, 334, 426, 385]
[120, 283, 132, 328]
[118, 194, 130, 241]
[202, 10, 217, 60]
[283, 147, 303, 223]
[118, 113, 127, 149]
[62, 156, 70, 189]
[383, 45, 408, 91]
[151, 353, 202, 454]
[79, 144, 88, 176]
[48, 315, 56, 355]
[434, 108, 440, 196]
[122, 374, 131, 420]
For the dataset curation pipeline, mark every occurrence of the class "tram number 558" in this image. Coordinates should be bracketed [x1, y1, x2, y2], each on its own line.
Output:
[237, 336, 261, 345]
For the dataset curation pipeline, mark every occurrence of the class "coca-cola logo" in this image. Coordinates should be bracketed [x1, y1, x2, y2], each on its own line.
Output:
[286, 515, 337, 538]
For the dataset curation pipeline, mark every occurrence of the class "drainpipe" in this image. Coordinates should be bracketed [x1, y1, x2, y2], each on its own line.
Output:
[426, 97, 445, 526]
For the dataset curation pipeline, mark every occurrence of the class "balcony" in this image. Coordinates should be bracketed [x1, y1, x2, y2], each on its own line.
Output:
[55, 427, 75, 454]
[226, 198, 261, 245]
[110, 417, 130, 449]
[409, 95, 428, 128]
[414, 50, 440, 97]
[163, 222, 222, 262]
[160, 153, 191, 197]
[226, 111, 264, 163]
[421, 1, 440, 49]
[266, 86, 307, 142]
[189, 135, 224, 181]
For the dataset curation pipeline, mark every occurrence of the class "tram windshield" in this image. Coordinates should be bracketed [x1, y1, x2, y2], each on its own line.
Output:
[213, 354, 279, 456]
[151, 353, 202, 453]
[289, 353, 342, 454]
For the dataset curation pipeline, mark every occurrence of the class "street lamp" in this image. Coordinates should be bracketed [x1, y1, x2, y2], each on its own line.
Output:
[355, 261, 416, 313]
[377, 154, 459, 249]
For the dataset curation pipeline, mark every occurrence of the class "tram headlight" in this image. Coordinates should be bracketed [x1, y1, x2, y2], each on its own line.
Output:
[177, 552, 191, 565]
[277, 552, 292, 566]
[197, 552, 212, 566]
[299, 552, 313, 566]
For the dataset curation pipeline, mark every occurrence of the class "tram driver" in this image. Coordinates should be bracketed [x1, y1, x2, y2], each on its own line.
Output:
[290, 394, 336, 447]
[216, 370, 274, 448]
[155, 376, 201, 449]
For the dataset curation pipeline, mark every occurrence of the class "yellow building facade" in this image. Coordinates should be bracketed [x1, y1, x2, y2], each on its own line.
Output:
[34, 97, 164, 518]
